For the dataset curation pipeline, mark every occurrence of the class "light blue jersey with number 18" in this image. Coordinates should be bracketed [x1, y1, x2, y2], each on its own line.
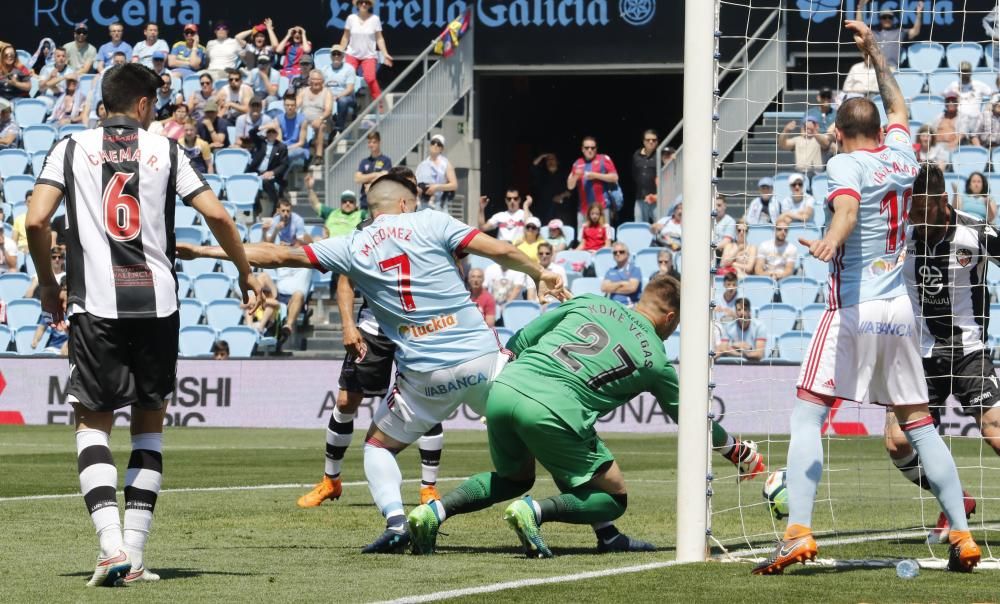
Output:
[823, 123, 918, 309]
[304, 211, 501, 373]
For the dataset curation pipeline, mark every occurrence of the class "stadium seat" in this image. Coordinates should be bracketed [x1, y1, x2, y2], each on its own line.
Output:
[31, 151, 47, 177]
[179, 325, 217, 357]
[787, 225, 820, 247]
[502, 301, 541, 333]
[776, 331, 812, 363]
[3, 175, 35, 206]
[220, 202, 239, 221]
[555, 250, 591, 273]
[204, 173, 224, 197]
[180, 256, 218, 277]
[22, 124, 57, 155]
[906, 42, 945, 73]
[800, 303, 827, 334]
[926, 70, 955, 95]
[945, 173, 965, 195]
[175, 226, 207, 245]
[219, 260, 241, 279]
[278, 75, 290, 97]
[192, 273, 232, 301]
[307, 224, 325, 240]
[894, 70, 926, 99]
[467, 254, 494, 272]
[988, 44, 997, 69]
[664, 333, 680, 362]
[247, 223, 264, 243]
[946, 42, 984, 70]
[972, 68, 996, 89]
[266, 99, 284, 119]
[58, 124, 85, 139]
[0, 273, 31, 301]
[313, 48, 332, 71]
[13, 98, 48, 126]
[6, 298, 41, 330]
[633, 248, 660, 280]
[615, 222, 653, 251]
[870, 95, 888, 124]
[778, 276, 822, 309]
[909, 95, 944, 125]
[951, 146, 990, 178]
[206, 299, 244, 331]
[16, 49, 31, 67]
[746, 225, 773, 248]
[756, 303, 798, 336]
[224, 174, 260, 214]
[739, 276, 776, 310]
[570, 277, 603, 297]
[174, 205, 200, 227]
[179, 299, 204, 327]
[14, 325, 47, 355]
[11, 201, 26, 219]
[0, 149, 29, 178]
[772, 172, 793, 201]
[0, 324, 11, 353]
[800, 255, 827, 283]
[182, 74, 201, 99]
[177, 272, 192, 298]
[592, 248, 615, 278]
[220, 326, 258, 358]
[494, 327, 515, 347]
[215, 149, 252, 179]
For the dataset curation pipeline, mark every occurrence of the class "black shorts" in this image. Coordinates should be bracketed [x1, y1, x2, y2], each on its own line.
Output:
[337, 328, 396, 397]
[67, 312, 179, 413]
[924, 349, 1000, 414]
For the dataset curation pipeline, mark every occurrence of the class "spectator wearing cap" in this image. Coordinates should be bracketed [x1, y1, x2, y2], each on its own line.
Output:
[355, 131, 392, 208]
[233, 97, 275, 150]
[515, 217, 545, 262]
[237, 18, 279, 69]
[95, 23, 131, 72]
[632, 129, 660, 224]
[779, 117, 830, 177]
[340, 0, 394, 99]
[277, 25, 313, 78]
[306, 172, 364, 239]
[197, 99, 231, 149]
[415, 134, 458, 210]
[217, 68, 254, 126]
[744, 177, 780, 225]
[322, 44, 357, 134]
[778, 173, 814, 224]
[187, 72, 216, 121]
[150, 50, 170, 77]
[479, 188, 532, 243]
[206, 21, 246, 78]
[544, 219, 568, 253]
[944, 61, 993, 143]
[652, 202, 682, 250]
[806, 87, 837, 133]
[169, 24, 206, 77]
[288, 53, 316, 96]
[296, 68, 333, 163]
[857, 0, 923, 69]
[602, 242, 642, 307]
[39, 47, 72, 102]
[0, 98, 19, 149]
[277, 94, 310, 169]
[974, 95, 1000, 149]
[247, 124, 289, 212]
[933, 92, 962, 151]
[63, 23, 96, 74]
[248, 54, 281, 103]
[131, 22, 170, 68]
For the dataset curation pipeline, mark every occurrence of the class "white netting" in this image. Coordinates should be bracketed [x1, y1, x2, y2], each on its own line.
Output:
[704, 0, 1000, 568]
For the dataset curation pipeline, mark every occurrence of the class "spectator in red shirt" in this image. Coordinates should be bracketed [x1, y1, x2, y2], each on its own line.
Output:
[575, 203, 612, 253]
[466, 267, 496, 327]
[566, 135, 618, 233]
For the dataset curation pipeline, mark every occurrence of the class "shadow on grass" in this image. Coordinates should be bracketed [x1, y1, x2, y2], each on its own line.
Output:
[434, 544, 676, 556]
[59, 568, 257, 580]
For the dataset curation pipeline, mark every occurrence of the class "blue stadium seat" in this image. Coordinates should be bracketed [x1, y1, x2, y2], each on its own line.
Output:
[0, 324, 11, 353]
[6, 298, 41, 330]
[179, 325, 217, 357]
[14, 325, 47, 355]
[215, 149, 252, 179]
[16, 49, 31, 67]
[205, 299, 244, 331]
[772, 172, 793, 201]
[31, 151, 47, 177]
[313, 48, 332, 71]
[192, 273, 233, 301]
[945, 173, 965, 195]
[266, 99, 284, 119]
[907, 42, 945, 73]
[219, 260, 241, 279]
[224, 174, 260, 214]
[800, 303, 827, 334]
[946, 42, 984, 70]
[800, 255, 827, 283]
[570, 277, 603, 297]
[972, 68, 997, 90]
[182, 74, 201, 99]
[13, 98, 48, 127]
[592, 248, 615, 278]
[554, 250, 591, 273]
[664, 333, 680, 362]
[633, 248, 660, 280]
[0, 273, 31, 301]
[174, 205, 200, 227]
[988, 44, 997, 69]
[494, 327, 515, 347]
[926, 70, 955, 95]
[910, 95, 944, 125]
[176, 272, 192, 298]
[175, 226, 207, 246]
[746, 224, 773, 248]
[951, 146, 990, 178]
[756, 303, 798, 336]
[502, 301, 541, 333]
[180, 256, 218, 277]
[203, 173, 224, 197]
[220, 326, 258, 357]
[0, 149, 29, 178]
[615, 222, 653, 251]
[22, 124, 57, 155]
[778, 276, 822, 309]
[870, 94, 889, 124]
[179, 299, 204, 327]
[467, 254, 494, 272]
[894, 69, 926, 99]
[278, 75, 290, 97]
[739, 276, 777, 311]
[3, 175, 35, 205]
[11, 201, 25, 219]
[222, 202, 239, 220]
[58, 124, 85, 140]
[776, 331, 812, 363]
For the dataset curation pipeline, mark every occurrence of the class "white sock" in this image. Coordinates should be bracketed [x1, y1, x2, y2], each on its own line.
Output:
[418, 430, 443, 486]
[363, 442, 404, 528]
[123, 433, 163, 570]
[77, 429, 123, 558]
[325, 409, 355, 478]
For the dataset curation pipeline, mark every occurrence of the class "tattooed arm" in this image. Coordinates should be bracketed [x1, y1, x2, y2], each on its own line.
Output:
[845, 19, 908, 127]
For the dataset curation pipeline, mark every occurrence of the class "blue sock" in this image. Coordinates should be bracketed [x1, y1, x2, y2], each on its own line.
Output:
[363, 443, 405, 530]
[786, 400, 829, 529]
[902, 420, 968, 532]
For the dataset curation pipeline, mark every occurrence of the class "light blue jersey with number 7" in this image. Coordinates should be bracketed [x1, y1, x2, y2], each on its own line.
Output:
[304, 211, 502, 373]
[823, 123, 918, 309]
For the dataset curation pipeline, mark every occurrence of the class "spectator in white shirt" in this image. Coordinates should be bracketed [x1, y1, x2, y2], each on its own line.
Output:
[714, 194, 736, 248]
[744, 176, 780, 225]
[478, 189, 533, 243]
[652, 202, 682, 250]
[943, 61, 993, 141]
[131, 22, 170, 68]
[754, 217, 799, 281]
[484, 262, 536, 317]
[206, 21, 246, 79]
[778, 173, 815, 224]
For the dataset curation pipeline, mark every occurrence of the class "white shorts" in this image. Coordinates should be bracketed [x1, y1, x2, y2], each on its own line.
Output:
[796, 295, 929, 406]
[373, 350, 511, 444]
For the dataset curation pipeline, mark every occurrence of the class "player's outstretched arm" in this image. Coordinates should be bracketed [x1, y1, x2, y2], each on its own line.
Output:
[845, 19, 907, 126]
[190, 189, 263, 310]
[463, 232, 570, 302]
[177, 241, 314, 270]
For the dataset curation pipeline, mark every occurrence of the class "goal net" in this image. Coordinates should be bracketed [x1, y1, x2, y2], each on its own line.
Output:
[693, 0, 1000, 569]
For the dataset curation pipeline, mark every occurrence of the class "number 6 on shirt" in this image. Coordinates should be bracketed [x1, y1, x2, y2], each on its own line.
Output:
[379, 253, 416, 312]
[103, 172, 141, 242]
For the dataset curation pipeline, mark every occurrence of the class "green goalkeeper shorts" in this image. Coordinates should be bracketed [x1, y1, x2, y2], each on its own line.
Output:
[486, 381, 615, 489]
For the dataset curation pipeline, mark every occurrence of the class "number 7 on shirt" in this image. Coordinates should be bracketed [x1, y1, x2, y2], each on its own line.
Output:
[379, 253, 417, 312]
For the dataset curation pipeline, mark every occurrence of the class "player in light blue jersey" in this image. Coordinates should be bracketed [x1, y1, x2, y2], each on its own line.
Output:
[178, 173, 568, 554]
[754, 20, 980, 575]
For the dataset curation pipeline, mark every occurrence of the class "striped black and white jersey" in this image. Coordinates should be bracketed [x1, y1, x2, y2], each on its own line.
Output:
[902, 207, 1000, 360]
[37, 116, 209, 319]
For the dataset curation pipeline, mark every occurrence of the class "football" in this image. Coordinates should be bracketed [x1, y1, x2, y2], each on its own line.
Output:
[762, 469, 789, 520]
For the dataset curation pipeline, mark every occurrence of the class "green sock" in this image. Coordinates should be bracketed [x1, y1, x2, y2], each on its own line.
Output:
[441, 472, 533, 518]
[536, 489, 627, 525]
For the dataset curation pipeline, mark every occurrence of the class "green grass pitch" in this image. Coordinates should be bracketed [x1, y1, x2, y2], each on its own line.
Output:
[2, 425, 999, 602]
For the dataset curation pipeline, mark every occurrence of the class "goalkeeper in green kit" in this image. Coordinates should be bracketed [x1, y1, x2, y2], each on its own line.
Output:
[407, 276, 765, 557]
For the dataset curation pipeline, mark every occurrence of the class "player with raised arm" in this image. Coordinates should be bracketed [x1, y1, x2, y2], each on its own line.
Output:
[27, 63, 261, 587]
[178, 172, 568, 553]
[405, 277, 765, 557]
[752, 21, 980, 575]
